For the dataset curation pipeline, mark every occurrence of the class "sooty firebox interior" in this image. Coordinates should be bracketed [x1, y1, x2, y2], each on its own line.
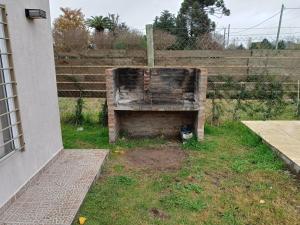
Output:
[106, 67, 207, 143]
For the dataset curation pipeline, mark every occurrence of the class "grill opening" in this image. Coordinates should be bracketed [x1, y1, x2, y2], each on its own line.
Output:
[106, 67, 207, 143]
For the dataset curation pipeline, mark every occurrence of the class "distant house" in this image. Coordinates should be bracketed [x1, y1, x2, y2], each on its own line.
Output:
[0, 0, 62, 210]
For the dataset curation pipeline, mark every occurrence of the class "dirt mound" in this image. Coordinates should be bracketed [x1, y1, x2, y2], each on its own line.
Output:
[125, 146, 186, 171]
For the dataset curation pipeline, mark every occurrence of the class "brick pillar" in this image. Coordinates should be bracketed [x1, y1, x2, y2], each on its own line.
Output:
[195, 68, 208, 140]
[106, 69, 119, 143]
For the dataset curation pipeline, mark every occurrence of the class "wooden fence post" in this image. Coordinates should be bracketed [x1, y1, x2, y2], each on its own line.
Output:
[146, 24, 154, 67]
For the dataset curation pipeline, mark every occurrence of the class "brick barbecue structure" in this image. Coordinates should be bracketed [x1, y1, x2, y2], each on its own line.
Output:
[106, 67, 208, 143]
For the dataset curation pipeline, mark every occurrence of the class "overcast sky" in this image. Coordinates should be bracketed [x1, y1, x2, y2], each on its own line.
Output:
[49, 0, 300, 39]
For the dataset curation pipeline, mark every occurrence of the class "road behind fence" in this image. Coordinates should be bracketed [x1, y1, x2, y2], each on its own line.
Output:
[56, 49, 300, 99]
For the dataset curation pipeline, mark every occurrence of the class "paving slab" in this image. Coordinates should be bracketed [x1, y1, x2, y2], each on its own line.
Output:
[243, 121, 300, 174]
[0, 149, 108, 225]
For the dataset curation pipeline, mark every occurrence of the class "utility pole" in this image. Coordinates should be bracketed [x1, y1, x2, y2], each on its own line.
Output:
[227, 24, 231, 47]
[275, 4, 285, 50]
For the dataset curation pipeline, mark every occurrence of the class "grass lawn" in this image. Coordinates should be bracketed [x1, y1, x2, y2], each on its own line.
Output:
[61, 122, 300, 225]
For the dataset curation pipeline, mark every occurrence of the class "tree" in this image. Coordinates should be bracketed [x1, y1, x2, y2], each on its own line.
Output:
[278, 40, 286, 50]
[54, 8, 85, 32]
[250, 39, 273, 49]
[176, 0, 230, 48]
[53, 8, 89, 52]
[89, 14, 142, 50]
[53, 7, 86, 31]
[86, 16, 111, 32]
[153, 10, 177, 33]
[107, 14, 129, 35]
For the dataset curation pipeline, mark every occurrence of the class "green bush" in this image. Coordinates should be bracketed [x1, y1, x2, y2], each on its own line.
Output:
[74, 97, 84, 125]
[99, 100, 108, 127]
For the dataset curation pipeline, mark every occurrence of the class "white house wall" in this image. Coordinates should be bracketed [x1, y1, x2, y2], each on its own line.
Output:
[0, 0, 63, 207]
[0, 123, 3, 157]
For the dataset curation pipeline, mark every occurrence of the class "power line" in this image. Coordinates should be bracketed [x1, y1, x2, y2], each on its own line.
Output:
[230, 32, 300, 37]
[231, 11, 281, 34]
[285, 8, 300, 10]
[228, 26, 300, 30]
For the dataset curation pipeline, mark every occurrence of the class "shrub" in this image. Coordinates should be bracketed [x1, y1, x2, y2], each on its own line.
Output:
[93, 32, 114, 49]
[99, 100, 108, 127]
[153, 29, 176, 50]
[113, 30, 146, 50]
[74, 97, 84, 126]
[53, 28, 89, 52]
[196, 33, 224, 50]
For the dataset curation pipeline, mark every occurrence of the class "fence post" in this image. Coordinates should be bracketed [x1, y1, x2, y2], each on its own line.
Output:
[146, 24, 154, 67]
[297, 80, 300, 116]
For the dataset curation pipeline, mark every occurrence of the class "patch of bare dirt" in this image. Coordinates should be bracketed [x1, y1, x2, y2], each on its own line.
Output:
[150, 208, 170, 220]
[205, 171, 230, 187]
[125, 145, 186, 171]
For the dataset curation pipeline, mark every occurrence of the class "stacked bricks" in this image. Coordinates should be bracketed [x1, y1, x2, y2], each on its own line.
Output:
[143, 69, 151, 104]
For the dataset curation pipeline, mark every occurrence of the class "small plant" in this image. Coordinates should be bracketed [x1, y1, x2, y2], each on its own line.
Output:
[183, 137, 217, 152]
[160, 194, 206, 212]
[74, 96, 84, 126]
[209, 81, 224, 125]
[289, 90, 300, 119]
[228, 80, 248, 121]
[99, 100, 108, 127]
[174, 182, 203, 194]
[109, 176, 136, 186]
[211, 98, 223, 126]
[250, 75, 286, 120]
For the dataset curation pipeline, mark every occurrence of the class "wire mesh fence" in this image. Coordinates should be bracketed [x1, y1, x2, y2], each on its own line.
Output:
[153, 28, 226, 50]
[153, 27, 300, 50]
[52, 24, 300, 52]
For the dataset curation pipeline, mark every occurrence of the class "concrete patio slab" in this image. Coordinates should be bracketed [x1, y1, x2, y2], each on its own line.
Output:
[0, 149, 108, 225]
[243, 121, 300, 175]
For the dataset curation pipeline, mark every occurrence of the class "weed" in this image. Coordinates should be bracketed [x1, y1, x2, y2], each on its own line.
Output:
[112, 137, 166, 150]
[109, 176, 136, 186]
[113, 164, 125, 173]
[160, 194, 206, 212]
[151, 175, 173, 192]
[231, 146, 283, 173]
[222, 209, 241, 225]
[183, 137, 218, 152]
[211, 98, 224, 126]
[174, 183, 203, 194]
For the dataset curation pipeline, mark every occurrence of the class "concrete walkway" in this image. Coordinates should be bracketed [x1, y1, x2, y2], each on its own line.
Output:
[0, 150, 108, 225]
[243, 121, 300, 174]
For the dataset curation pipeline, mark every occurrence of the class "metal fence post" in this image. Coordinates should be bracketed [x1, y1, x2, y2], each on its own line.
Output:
[146, 24, 154, 67]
